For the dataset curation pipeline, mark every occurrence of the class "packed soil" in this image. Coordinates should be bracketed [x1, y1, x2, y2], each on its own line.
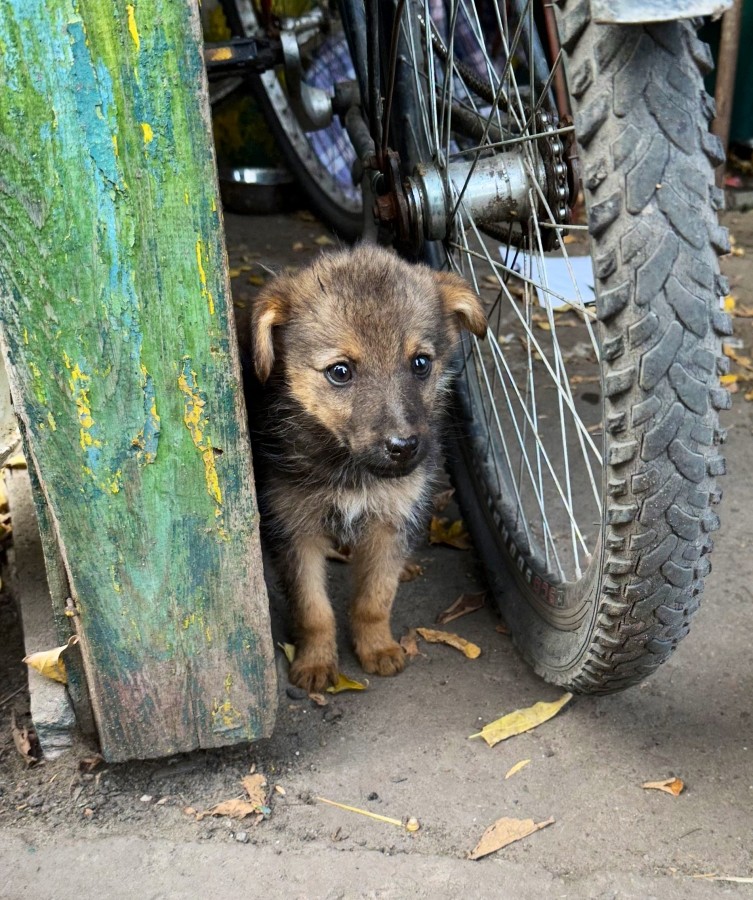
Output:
[1, 208, 752, 897]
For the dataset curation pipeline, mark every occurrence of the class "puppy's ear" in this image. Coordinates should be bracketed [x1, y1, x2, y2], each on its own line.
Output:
[435, 271, 487, 337]
[252, 278, 291, 382]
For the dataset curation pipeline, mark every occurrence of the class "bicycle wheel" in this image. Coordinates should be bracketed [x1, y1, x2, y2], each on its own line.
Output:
[222, 0, 362, 239]
[382, 0, 729, 691]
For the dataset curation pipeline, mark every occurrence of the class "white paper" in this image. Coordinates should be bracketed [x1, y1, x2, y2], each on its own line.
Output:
[500, 248, 595, 310]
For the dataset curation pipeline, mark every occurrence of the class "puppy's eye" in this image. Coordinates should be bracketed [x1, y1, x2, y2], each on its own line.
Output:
[325, 362, 353, 386]
[412, 355, 432, 378]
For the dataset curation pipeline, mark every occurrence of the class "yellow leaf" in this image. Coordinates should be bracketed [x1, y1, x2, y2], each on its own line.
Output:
[470, 693, 572, 747]
[723, 294, 736, 313]
[642, 777, 684, 796]
[428, 516, 472, 550]
[563, 234, 576, 244]
[468, 816, 554, 860]
[23, 635, 79, 684]
[278, 642, 296, 665]
[720, 373, 739, 385]
[504, 759, 531, 779]
[416, 627, 481, 659]
[326, 673, 367, 693]
[5, 453, 26, 469]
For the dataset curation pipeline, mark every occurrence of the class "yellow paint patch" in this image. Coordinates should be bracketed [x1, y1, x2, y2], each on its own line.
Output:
[67, 362, 101, 453]
[47, 412, 57, 432]
[177, 362, 223, 510]
[195, 239, 215, 315]
[126, 4, 140, 50]
[141, 122, 153, 144]
[183, 191, 189, 205]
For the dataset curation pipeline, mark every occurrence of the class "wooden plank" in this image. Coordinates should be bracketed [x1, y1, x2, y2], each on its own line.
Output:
[0, 0, 277, 760]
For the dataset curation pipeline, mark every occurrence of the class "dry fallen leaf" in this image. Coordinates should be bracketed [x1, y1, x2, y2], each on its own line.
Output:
[278, 642, 296, 665]
[433, 487, 455, 513]
[399, 561, 424, 582]
[745, 388, 753, 402]
[569, 374, 599, 386]
[416, 627, 481, 659]
[309, 692, 328, 707]
[326, 673, 367, 694]
[733, 304, 753, 318]
[79, 754, 104, 774]
[326, 544, 353, 563]
[23, 635, 79, 684]
[274, 785, 286, 796]
[11, 711, 37, 766]
[642, 777, 684, 796]
[469, 816, 554, 860]
[436, 591, 486, 625]
[196, 798, 261, 821]
[242, 773, 268, 808]
[504, 759, 531, 779]
[399, 628, 422, 658]
[316, 797, 419, 832]
[429, 516, 472, 550]
[470, 693, 573, 747]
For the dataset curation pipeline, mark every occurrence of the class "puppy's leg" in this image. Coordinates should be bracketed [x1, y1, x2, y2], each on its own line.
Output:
[286, 532, 339, 692]
[350, 522, 406, 677]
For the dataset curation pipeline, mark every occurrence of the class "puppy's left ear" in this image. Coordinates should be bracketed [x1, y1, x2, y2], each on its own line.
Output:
[435, 271, 487, 337]
[252, 277, 292, 382]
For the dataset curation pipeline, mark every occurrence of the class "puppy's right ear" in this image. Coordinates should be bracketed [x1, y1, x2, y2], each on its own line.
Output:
[252, 279, 291, 382]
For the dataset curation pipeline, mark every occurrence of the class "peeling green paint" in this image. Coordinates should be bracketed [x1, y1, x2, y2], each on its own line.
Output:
[0, 0, 276, 761]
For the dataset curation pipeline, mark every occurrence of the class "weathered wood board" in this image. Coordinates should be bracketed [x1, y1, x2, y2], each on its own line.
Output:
[0, 0, 277, 760]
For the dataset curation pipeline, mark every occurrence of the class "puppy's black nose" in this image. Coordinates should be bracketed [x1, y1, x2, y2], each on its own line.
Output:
[385, 435, 419, 462]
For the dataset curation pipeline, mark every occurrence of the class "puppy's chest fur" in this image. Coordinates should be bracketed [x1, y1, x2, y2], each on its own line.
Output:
[265, 461, 434, 547]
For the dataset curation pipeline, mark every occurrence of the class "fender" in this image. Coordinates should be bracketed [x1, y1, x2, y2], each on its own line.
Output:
[591, 0, 732, 24]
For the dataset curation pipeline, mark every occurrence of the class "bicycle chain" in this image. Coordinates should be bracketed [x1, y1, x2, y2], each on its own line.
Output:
[534, 108, 571, 248]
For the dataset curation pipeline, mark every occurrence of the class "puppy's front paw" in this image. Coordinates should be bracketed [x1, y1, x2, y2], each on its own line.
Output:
[357, 641, 406, 677]
[289, 653, 338, 693]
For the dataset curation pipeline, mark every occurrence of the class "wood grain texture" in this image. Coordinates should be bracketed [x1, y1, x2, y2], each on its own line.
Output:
[0, 0, 277, 760]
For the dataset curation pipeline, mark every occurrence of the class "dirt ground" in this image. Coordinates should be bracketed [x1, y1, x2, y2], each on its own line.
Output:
[1, 206, 752, 899]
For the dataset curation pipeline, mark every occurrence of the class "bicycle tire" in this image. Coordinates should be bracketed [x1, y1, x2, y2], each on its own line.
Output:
[224, 0, 363, 240]
[383, 1, 729, 692]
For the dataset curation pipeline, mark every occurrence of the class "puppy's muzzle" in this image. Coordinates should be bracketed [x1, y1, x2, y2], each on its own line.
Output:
[385, 434, 419, 464]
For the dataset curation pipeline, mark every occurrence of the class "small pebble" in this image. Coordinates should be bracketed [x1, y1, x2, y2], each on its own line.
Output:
[367, 792, 379, 802]
[140, 794, 153, 803]
[286, 686, 308, 701]
[323, 707, 343, 723]
[235, 831, 249, 844]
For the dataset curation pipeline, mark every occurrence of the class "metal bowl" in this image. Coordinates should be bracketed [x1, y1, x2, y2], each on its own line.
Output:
[218, 166, 297, 215]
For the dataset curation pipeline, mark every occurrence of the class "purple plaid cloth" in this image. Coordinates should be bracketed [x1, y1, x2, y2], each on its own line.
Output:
[303, 2, 506, 195]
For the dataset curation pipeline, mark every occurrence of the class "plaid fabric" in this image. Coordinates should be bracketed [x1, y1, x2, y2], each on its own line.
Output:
[302, 3, 506, 196]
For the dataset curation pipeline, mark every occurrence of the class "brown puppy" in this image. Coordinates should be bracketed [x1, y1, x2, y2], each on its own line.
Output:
[251, 245, 486, 692]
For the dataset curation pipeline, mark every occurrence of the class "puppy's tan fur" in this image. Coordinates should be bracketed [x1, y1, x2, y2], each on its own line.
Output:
[251, 245, 486, 692]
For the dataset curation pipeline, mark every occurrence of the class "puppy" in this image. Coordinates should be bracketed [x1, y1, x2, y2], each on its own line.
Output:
[251, 245, 486, 692]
